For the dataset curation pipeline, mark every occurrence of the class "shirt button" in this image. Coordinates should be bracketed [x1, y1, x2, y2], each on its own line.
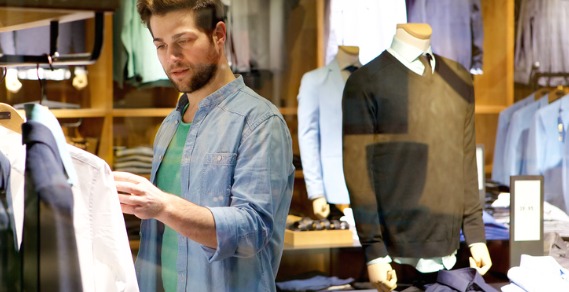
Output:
[217, 155, 222, 162]
[159, 155, 163, 160]
[175, 120, 179, 125]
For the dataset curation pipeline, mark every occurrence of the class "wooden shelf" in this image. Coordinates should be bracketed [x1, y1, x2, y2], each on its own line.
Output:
[15, 108, 107, 118]
[475, 105, 506, 114]
[279, 107, 297, 115]
[112, 108, 173, 117]
[0, 0, 117, 32]
[50, 108, 107, 118]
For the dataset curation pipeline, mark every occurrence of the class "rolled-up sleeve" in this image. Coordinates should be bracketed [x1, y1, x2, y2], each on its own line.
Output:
[205, 114, 293, 261]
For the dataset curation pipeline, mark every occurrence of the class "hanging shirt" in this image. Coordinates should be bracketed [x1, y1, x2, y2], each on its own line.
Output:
[0, 151, 20, 291]
[0, 20, 86, 80]
[492, 94, 536, 186]
[526, 95, 569, 213]
[405, 0, 484, 72]
[0, 126, 139, 292]
[515, 0, 569, 86]
[113, 0, 169, 88]
[21, 120, 83, 291]
[502, 95, 549, 179]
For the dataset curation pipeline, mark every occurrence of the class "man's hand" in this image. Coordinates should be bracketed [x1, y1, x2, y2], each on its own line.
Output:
[312, 197, 330, 219]
[113, 171, 171, 220]
[368, 262, 397, 292]
[469, 243, 492, 275]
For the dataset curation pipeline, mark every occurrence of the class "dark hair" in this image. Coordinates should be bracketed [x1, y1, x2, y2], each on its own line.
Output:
[137, 0, 225, 34]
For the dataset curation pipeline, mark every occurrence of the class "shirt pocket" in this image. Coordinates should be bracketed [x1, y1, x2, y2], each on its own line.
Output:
[201, 153, 237, 206]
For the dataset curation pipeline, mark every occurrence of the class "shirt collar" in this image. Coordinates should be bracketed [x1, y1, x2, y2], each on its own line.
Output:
[176, 75, 245, 114]
[388, 35, 434, 67]
[435, 267, 496, 291]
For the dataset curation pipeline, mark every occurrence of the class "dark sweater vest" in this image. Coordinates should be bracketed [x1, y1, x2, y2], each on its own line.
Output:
[342, 51, 485, 261]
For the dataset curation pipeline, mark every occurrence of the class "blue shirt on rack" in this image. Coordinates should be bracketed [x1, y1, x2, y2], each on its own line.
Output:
[503, 95, 549, 180]
[526, 94, 569, 213]
[492, 94, 535, 186]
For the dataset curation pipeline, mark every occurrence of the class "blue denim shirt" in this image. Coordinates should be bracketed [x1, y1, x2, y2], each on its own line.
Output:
[135, 76, 294, 292]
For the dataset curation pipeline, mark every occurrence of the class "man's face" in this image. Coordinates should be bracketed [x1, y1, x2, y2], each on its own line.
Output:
[150, 9, 221, 93]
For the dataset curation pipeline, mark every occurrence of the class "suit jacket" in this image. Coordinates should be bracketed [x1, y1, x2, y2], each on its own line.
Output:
[297, 59, 350, 204]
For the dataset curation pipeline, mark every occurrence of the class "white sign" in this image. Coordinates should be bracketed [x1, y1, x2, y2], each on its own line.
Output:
[513, 180, 541, 241]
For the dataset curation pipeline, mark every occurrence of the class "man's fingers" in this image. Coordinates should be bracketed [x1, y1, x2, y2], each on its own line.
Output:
[115, 180, 145, 196]
[118, 193, 143, 205]
[113, 171, 146, 183]
[120, 203, 136, 215]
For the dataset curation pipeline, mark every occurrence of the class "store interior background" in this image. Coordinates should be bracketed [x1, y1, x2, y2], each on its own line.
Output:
[0, 0, 548, 284]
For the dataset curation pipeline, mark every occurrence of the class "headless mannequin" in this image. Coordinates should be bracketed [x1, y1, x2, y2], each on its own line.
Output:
[366, 23, 492, 292]
[311, 45, 361, 219]
[337, 45, 361, 82]
[395, 23, 432, 52]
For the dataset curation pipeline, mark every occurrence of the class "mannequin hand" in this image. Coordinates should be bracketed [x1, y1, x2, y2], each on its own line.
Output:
[72, 72, 88, 90]
[368, 262, 397, 291]
[469, 243, 492, 275]
[5, 68, 22, 93]
[312, 197, 330, 219]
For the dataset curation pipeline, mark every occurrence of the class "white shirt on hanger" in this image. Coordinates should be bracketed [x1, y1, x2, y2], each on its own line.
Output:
[0, 127, 138, 292]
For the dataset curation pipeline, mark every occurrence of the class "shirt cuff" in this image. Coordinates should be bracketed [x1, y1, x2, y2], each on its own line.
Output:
[367, 255, 392, 266]
[468, 242, 486, 248]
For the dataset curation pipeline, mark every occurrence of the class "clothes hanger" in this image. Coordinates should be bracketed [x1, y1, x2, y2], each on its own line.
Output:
[13, 61, 80, 110]
[0, 68, 25, 133]
[548, 85, 569, 104]
[532, 87, 551, 100]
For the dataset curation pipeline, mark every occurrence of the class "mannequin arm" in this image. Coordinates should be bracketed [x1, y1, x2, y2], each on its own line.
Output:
[312, 197, 330, 219]
[469, 243, 492, 275]
[367, 262, 397, 291]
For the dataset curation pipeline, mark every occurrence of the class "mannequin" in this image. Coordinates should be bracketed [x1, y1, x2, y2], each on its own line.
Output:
[342, 24, 492, 291]
[298, 46, 360, 219]
[337, 45, 361, 83]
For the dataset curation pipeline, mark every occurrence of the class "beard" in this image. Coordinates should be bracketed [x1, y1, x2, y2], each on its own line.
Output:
[168, 45, 220, 93]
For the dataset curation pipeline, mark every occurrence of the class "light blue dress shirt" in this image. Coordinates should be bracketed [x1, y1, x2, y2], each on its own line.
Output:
[136, 76, 295, 291]
[503, 95, 549, 180]
[526, 94, 569, 213]
[492, 94, 535, 186]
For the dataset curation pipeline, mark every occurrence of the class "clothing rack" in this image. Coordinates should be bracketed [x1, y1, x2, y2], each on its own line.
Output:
[0, 12, 104, 67]
[529, 62, 569, 91]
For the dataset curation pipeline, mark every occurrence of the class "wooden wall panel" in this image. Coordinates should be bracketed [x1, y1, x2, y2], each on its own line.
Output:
[474, 0, 514, 174]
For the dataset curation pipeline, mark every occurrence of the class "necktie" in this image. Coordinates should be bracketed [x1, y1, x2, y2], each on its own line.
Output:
[419, 53, 433, 77]
[343, 65, 359, 74]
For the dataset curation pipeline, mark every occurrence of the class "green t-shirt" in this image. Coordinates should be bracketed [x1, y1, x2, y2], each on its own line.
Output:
[155, 116, 191, 292]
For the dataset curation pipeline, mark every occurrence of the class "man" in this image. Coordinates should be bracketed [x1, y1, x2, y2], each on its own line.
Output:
[113, 1, 294, 291]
